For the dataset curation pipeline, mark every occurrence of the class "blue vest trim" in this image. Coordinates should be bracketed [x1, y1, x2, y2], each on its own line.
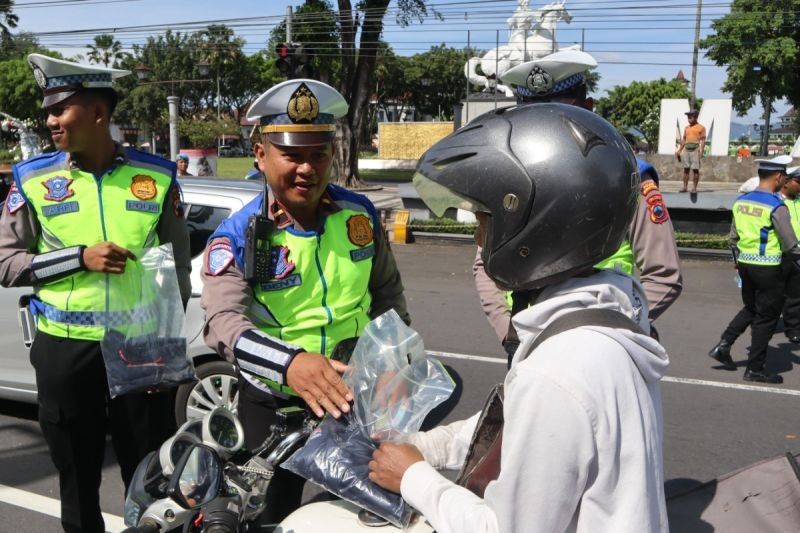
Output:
[13, 151, 70, 204]
[126, 148, 177, 176]
[29, 297, 156, 327]
[636, 158, 659, 186]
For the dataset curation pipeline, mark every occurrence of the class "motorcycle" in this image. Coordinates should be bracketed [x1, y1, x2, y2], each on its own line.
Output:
[122, 404, 315, 533]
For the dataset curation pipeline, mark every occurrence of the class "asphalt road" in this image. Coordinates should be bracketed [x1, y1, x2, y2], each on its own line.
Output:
[1, 244, 799, 531]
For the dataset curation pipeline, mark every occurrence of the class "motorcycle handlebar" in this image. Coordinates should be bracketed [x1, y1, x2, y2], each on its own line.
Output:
[120, 521, 160, 533]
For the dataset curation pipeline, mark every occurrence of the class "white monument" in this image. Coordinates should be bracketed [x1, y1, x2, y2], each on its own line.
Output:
[1, 112, 42, 160]
[657, 99, 733, 157]
[464, 0, 579, 97]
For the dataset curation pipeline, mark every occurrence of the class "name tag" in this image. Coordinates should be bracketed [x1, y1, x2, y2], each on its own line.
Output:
[261, 274, 302, 291]
[126, 200, 160, 213]
[42, 201, 79, 217]
[350, 245, 375, 262]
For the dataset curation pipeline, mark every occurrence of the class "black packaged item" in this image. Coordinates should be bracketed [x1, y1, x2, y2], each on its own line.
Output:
[282, 412, 412, 528]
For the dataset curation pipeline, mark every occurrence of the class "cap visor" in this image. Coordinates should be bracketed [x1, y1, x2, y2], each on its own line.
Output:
[42, 90, 77, 109]
[266, 131, 335, 147]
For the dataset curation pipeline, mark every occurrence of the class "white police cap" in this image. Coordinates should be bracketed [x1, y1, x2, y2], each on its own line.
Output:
[246, 79, 348, 147]
[500, 49, 597, 101]
[28, 53, 130, 108]
[755, 155, 793, 173]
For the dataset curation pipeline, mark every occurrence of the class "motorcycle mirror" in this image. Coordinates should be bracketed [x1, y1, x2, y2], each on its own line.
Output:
[167, 443, 223, 510]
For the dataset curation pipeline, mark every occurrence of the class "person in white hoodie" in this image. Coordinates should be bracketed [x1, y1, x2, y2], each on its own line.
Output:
[367, 103, 670, 533]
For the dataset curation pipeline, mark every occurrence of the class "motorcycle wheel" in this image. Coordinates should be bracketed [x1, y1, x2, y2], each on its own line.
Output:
[175, 360, 238, 425]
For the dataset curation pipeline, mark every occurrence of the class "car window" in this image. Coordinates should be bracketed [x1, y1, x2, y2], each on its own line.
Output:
[186, 204, 232, 258]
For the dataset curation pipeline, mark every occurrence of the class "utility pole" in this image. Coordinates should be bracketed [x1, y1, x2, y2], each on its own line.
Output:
[286, 5, 293, 44]
[690, 0, 702, 109]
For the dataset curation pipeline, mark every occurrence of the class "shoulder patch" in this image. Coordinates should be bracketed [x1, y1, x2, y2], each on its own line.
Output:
[206, 241, 234, 276]
[5, 185, 25, 214]
[642, 181, 669, 224]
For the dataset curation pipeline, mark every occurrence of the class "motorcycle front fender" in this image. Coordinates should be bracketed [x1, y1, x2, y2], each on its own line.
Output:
[275, 500, 435, 533]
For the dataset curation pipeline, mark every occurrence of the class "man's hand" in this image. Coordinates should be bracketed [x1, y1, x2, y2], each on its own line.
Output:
[82, 242, 136, 273]
[287, 352, 353, 418]
[369, 442, 424, 493]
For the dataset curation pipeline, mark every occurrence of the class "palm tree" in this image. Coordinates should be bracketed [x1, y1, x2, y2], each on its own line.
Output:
[86, 34, 125, 67]
[0, 0, 19, 48]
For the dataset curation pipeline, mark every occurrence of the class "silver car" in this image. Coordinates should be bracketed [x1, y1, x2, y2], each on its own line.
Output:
[0, 177, 261, 424]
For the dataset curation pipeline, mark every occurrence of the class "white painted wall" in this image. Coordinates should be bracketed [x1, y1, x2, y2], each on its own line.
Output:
[658, 99, 733, 156]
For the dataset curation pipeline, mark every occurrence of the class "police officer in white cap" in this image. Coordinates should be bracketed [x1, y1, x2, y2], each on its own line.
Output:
[0, 54, 190, 532]
[707, 155, 799, 383]
[200, 79, 409, 522]
[473, 50, 683, 361]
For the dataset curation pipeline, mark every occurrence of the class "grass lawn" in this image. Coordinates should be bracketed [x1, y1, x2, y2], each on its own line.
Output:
[216, 157, 414, 183]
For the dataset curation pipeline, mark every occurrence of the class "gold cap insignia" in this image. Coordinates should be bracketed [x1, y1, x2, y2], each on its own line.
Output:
[346, 214, 374, 247]
[287, 83, 320, 124]
[131, 175, 157, 201]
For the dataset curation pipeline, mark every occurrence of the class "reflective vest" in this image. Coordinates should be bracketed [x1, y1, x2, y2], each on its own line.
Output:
[733, 190, 784, 266]
[13, 149, 175, 340]
[785, 196, 800, 239]
[212, 185, 377, 396]
[594, 240, 635, 276]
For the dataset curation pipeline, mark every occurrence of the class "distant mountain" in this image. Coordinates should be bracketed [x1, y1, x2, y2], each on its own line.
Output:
[729, 122, 751, 141]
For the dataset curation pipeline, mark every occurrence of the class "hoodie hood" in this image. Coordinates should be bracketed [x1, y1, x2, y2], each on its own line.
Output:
[511, 270, 669, 383]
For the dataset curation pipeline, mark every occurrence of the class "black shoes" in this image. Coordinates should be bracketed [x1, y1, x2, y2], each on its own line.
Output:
[787, 333, 800, 345]
[708, 341, 737, 371]
[743, 369, 784, 384]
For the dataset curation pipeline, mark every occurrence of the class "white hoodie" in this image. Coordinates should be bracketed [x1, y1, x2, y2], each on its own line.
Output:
[402, 270, 670, 533]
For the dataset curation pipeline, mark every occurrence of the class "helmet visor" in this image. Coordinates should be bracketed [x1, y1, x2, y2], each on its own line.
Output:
[413, 172, 489, 218]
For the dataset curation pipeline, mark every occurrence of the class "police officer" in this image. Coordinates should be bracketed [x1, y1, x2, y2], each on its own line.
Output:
[0, 54, 191, 532]
[781, 166, 800, 343]
[200, 79, 409, 523]
[473, 50, 683, 359]
[707, 155, 799, 383]
[176, 153, 193, 176]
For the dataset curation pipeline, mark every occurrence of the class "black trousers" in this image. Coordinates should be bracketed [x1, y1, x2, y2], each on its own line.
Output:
[30, 332, 177, 533]
[238, 376, 307, 527]
[721, 263, 787, 370]
[783, 262, 800, 337]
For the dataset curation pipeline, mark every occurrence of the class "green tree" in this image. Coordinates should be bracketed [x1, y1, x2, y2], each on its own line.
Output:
[584, 70, 601, 95]
[407, 44, 480, 120]
[701, 0, 800, 141]
[178, 115, 240, 149]
[0, 0, 18, 50]
[0, 31, 46, 61]
[86, 34, 126, 67]
[595, 78, 691, 150]
[0, 58, 42, 129]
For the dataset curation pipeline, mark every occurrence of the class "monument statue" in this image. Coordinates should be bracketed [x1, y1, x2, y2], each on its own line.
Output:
[1, 112, 42, 160]
[465, 0, 579, 97]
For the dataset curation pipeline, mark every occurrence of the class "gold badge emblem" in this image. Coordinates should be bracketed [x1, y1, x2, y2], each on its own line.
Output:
[131, 175, 157, 200]
[347, 215, 373, 247]
[287, 83, 320, 124]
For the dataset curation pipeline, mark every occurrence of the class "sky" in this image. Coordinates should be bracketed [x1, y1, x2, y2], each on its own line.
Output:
[8, 0, 790, 125]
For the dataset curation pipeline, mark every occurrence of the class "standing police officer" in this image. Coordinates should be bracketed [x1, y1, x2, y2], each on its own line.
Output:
[781, 166, 800, 343]
[0, 55, 191, 532]
[473, 50, 683, 358]
[200, 79, 408, 523]
[708, 155, 799, 383]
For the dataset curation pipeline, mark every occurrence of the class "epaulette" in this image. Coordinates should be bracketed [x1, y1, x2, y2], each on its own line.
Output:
[13, 151, 68, 183]
[327, 183, 379, 225]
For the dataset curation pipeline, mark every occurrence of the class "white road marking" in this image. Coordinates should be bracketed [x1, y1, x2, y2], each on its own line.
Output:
[0, 484, 126, 532]
[428, 350, 800, 396]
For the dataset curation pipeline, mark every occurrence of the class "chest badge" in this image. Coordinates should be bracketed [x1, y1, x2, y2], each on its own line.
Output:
[42, 176, 74, 202]
[347, 214, 373, 247]
[270, 246, 295, 280]
[131, 175, 157, 200]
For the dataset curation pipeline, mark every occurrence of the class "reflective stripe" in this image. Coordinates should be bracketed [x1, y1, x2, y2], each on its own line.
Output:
[30, 246, 83, 281]
[737, 253, 782, 265]
[237, 359, 283, 386]
[30, 299, 156, 327]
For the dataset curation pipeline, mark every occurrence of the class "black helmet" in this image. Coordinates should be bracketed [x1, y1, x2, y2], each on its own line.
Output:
[414, 103, 639, 290]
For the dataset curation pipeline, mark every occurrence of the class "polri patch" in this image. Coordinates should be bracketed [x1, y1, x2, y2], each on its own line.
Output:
[206, 241, 234, 276]
[42, 201, 79, 217]
[5, 186, 25, 214]
[131, 175, 157, 200]
[346, 214, 373, 247]
[126, 200, 160, 213]
[642, 181, 669, 224]
[350, 245, 375, 262]
[269, 246, 295, 280]
[42, 176, 74, 202]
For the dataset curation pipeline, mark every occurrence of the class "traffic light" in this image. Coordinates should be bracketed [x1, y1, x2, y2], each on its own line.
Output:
[275, 42, 293, 77]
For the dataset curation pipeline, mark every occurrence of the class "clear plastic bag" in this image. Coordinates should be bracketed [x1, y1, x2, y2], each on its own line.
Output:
[100, 243, 195, 398]
[283, 309, 455, 527]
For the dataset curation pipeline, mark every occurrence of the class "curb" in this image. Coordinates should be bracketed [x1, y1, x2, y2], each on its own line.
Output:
[409, 232, 731, 261]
